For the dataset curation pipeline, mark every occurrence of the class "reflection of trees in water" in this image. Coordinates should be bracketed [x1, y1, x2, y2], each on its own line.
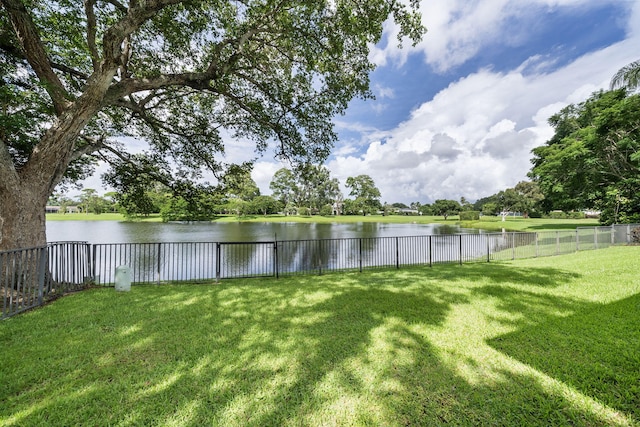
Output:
[220, 243, 272, 278]
[89, 230, 617, 284]
[276, 234, 497, 274]
[277, 239, 359, 274]
[94, 243, 219, 283]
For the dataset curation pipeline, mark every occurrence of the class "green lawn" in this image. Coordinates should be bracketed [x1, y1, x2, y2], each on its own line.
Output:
[460, 216, 600, 231]
[46, 212, 163, 222]
[1, 247, 638, 426]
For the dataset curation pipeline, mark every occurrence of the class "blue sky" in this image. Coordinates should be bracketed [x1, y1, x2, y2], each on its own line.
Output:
[81, 0, 640, 205]
[250, 0, 640, 204]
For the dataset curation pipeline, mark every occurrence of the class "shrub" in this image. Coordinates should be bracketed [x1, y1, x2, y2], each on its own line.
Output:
[546, 211, 585, 220]
[319, 204, 334, 216]
[297, 207, 311, 216]
[459, 211, 480, 221]
[632, 227, 640, 244]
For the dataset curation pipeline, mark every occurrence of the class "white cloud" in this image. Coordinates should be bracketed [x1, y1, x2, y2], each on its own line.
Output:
[374, 84, 395, 99]
[371, 0, 627, 72]
[334, 30, 640, 204]
[252, 160, 283, 195]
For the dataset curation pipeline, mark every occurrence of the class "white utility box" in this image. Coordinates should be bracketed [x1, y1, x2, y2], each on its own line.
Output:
[114, 265, 131, 292]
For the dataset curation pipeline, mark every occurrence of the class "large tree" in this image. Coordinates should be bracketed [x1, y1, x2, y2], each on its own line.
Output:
[0, 0, 424, 250]
[269, 164, 341, 214]
[269, 168, 298, 210]
[295, 164, 340, 213]
[345, 174, 381, 215]
[530, 89, 640, 224]
[431, 199, 460, 220]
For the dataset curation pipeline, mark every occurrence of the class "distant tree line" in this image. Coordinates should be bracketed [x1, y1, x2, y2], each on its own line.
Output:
[50, 88, 639, 225]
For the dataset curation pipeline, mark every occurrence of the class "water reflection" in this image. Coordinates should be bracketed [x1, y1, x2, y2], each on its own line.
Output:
[47, 221, 478, 244]
[48, 221, 487, 283]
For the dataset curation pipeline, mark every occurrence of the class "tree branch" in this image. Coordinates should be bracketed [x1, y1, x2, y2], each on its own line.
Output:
[101, 0, 183, 67]
[105, 0, 127, 13]
[1, 0, 71, 115]
[84, 0, 101, 71]
[103, 22, 271, 102]
[71, 135, 107, 161]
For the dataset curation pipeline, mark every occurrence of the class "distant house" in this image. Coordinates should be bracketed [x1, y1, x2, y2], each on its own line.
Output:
[397, 208, 420, 216]
[45, 205, 80, 214]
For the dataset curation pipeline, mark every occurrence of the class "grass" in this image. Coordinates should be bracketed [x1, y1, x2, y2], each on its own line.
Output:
[47, 212, 600, 231]
[46, 212, 163, 222]
[1, 247, 638, 426]
[459, 216, 600, 231]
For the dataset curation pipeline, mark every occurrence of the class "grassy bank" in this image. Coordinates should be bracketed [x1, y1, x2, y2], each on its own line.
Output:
[46, 212, 163, 222]
[1, 247, 638, 426]
[46, 212, 600, 231]
[459, 216, 600, 231]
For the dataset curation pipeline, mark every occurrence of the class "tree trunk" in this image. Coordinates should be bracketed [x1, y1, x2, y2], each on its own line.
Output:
[0, 182, 48, 251]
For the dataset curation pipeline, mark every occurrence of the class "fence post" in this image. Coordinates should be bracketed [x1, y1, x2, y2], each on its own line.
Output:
[395, 237, 399, 269]
[459, 234, 463, 265]
[486, 234, 490, 263]
[37, 247, 47, 305]
[429, 235, 432, 267]
[156, 242, 162, 284]
[610, 226, 616, 246]
[215, 243, 221, 282]
[273, 240, 279, 279]
[318, 240, 322, 276]
[576, 229, 579, 252]
[594, 228, 598, 250]
[359, 238, 363, 273]
[511, 232, 515, 260]
[628, 224, 631, 243]
[91, 244, 98, 284]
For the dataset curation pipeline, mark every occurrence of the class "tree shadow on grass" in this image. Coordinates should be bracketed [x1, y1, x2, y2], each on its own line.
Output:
[0, 275, 463, 425]
[488, 293, 640, 423]
[386, 262, 581, 289]
[376, 327, 623, 426]
[526, 223, 599, 231]
[2, 262, 624, 426]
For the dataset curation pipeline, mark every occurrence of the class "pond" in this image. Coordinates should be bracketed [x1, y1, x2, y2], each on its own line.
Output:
[45, 221, 501, 284]
[46, 220, 479, 244]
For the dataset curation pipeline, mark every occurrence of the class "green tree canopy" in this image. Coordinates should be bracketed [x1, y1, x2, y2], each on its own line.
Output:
[529, 89, 640, 224]
[431, 199, 460, 220]
[345, 174, 381, 215]
[250, 195, 281, 216]
[0, 0, 424, 250]
[269, 164, 341, 214]
[221, 164, 260, 202]
[296, 164, 341, 213]
[269, 168, 298, 208]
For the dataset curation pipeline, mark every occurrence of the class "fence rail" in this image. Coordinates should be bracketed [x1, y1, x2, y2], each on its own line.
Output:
[2, 224, 638, 318]
[1, 242, 92, 318]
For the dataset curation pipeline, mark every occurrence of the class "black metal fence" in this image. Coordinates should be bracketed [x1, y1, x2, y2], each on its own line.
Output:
[2, 224, 638, 318]
[1, 242, 92, 318]
[89, 224, 638, 284]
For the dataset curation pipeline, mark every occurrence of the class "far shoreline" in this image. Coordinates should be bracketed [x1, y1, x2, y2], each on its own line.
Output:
[45, 213, 600, 232]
